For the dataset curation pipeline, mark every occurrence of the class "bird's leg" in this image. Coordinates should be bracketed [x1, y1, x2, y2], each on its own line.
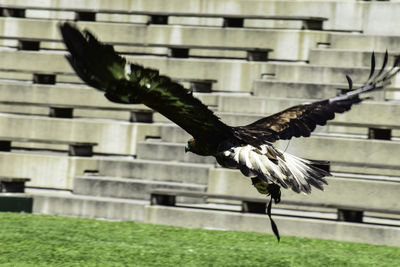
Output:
[251, 177, 281, 242]
[251, 177, 281, 204]
[251, 177, 270, 194]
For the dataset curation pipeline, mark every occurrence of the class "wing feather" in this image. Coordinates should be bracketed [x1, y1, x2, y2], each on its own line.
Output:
[236, 52, 400, 143]
[60, 23, 232, 145]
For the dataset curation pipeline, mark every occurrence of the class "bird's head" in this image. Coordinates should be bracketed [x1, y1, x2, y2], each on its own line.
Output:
[185, 138, 211, 156]
[185, 138, 196, 153]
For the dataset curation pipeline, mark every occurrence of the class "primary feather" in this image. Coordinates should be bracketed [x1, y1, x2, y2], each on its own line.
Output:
[60, 23, 399, 195]
[234, 50, 400, 145]
[60, 23, 232, 154]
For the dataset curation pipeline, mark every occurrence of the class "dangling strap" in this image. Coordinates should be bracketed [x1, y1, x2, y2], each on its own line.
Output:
[267, 196, 280, 242]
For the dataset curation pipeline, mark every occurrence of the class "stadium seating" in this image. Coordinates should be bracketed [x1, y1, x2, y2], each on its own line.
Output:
[0, 0, 399, 246]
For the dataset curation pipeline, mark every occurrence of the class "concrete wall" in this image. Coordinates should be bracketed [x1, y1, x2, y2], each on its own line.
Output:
[136, 138, 400, 177]
[217, 95, 400, 127]
[253, 80, 396, 101]
[208, 168, 400, 211]
[0, 50, 272, 92]
[144, 205, 400, 247]
[0, 82, 148, 110]
[0, 114, 160, 155]
[0, 152, 97, 189]
[0, 17, 329, 61]
[6, 0, 400, 34]
[97, 158, 212, 185]
[33, 193, 147, 221]
[3, 50, 398, 93]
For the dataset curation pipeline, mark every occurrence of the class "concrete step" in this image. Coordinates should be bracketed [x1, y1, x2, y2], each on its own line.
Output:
[309, 48, 398, 68]
[268, 62, 400, 86]
[145, 205, 400, 247]
[0, 17, 329, 61]
[97, 157, 213, 185]
[0, 151, 97, 190]
[5, 0, 400, 34]
[73, 175, 207, 201]
[330, 33, 400, 52]
[0, 80, 218, 111]
[216, 95, 400, 128]
[29, 189, 400, 246]
[4, 49, 399, 92]
[252, 80, 395, 101]
[0, 113, 161, 155]
[30, 189, 147, 221]
[157, 122, 366, 145]
[137, 141, 215, 164]
[157, 119, 399, 148]
[135, 138, 400, 177]
[208, 168, 400, 213]
[0, 80, 148, 110]
[160, 124, 190, 143]
[216, 113, 372, 137]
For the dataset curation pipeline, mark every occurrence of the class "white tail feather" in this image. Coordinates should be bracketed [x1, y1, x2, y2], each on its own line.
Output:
[216, 144, 329, 194]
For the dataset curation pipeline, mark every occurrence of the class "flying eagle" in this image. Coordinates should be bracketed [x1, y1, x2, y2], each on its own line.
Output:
[60, 23, 399, 239]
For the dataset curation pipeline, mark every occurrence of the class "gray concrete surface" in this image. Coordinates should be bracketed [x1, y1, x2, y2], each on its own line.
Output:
[268, 62, 400, 86]
[0, 81, 149, 110]
[3, 50, 398, 92]
[0, 81, 218, 119]
[0, 113, 161, 155]
[156, 124, 400, 177]
[144, 205, 400, 247]
[208, 168, 400, 212]
[309, 49, 398, 68]
[252, 80, 395, 101]
[29, 187, 400, 246]
[134, 138, 400, 174]
[329, 33, 400, 52]
[73, 175, 206, 200]
[137, 141, 215, 164]
[6, 0, 400, 35]
[97, 158, 213, 185]
[0, 17, 329, 61]
[0, 50, 272, 92]
[32, 191, 147, 221]
[0, 151, 97, 190]
[217, 96, 400, 127]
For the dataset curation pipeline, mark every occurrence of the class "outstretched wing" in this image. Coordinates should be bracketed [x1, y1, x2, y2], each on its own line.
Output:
[59, 23, 232, 143]
[236, 52, 400, 144]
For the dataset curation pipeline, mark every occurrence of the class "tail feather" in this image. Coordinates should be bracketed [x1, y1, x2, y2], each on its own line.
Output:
[218, 144, 330, 194]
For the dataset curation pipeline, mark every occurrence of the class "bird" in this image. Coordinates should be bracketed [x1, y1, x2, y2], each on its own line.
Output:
[59, 22, 399, 240]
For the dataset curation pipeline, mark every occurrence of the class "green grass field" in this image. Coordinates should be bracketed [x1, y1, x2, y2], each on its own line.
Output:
[0, 213, 399, 267]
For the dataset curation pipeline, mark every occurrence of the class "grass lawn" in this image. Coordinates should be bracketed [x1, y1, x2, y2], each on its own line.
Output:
[0, 213, 399, 266]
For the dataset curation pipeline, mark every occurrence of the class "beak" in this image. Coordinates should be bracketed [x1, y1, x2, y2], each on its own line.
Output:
[185, 145, 189, 153]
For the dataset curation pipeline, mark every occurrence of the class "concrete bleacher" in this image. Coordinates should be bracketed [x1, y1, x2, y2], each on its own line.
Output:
[3, 49, 400, 94]
[73, 175, 207, 201]
[309, 49, 399, 67]
[4, 0, 400, 34]
[0, 50, 271, 92]
[137, 138, 400, 169]
[0, 113, 160, 155]
[0, 0, 399, 247]
[218, 98, 400, 134]
[0, 17, 328, 61]
[253, 80, 399, 101]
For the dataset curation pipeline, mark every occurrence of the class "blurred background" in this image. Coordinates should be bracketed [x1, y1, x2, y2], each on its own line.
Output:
[0, 0, 399, 247]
